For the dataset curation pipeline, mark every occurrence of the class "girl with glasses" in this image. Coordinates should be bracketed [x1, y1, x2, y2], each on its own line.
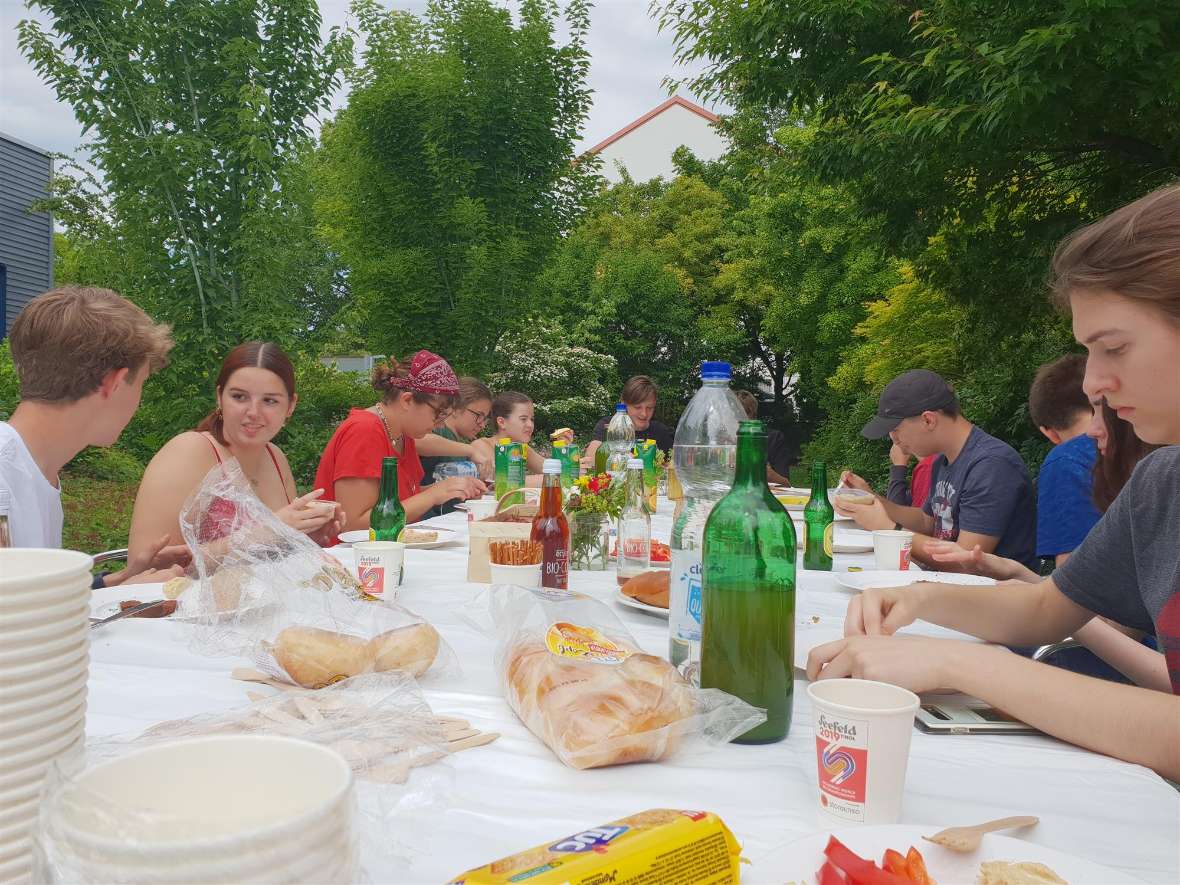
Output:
[314, 351, 487, 542]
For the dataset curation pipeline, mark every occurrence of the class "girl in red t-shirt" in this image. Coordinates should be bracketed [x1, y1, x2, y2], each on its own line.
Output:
[314, 351, 486, 540]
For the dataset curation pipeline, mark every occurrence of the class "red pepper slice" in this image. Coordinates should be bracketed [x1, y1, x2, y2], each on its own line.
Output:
[817, 860, 847, 885]
[906, 846, 934, 885]
[881, 848, 908, 878]
[823, 837, 913, 885]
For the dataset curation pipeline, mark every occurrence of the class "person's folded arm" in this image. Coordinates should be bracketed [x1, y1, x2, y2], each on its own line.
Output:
[876, 497, 935, 534]
[808, 637, 1180, 780]
[846, 576, 1094, 648]
[1073, 618, 1171, 692]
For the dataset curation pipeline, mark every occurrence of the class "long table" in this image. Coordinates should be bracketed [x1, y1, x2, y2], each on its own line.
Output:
[86, 505, 1179, 883]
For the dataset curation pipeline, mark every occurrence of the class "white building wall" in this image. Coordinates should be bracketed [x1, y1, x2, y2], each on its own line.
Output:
[594, 104, 727, 184]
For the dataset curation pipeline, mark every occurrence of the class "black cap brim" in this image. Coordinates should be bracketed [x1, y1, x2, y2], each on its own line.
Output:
[861, 414, 902, 440]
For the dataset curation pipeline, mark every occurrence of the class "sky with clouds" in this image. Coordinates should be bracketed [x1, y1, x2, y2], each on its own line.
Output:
[0, 0, 725, 164]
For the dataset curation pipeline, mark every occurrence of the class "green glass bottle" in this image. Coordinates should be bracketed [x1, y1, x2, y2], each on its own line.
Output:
[803, 461, 834, 571]
[370, 456, 406, 541]
[699, 420, 797, 744]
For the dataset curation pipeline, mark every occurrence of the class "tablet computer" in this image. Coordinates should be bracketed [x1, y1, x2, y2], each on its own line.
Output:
[915, 701, 1038, 735]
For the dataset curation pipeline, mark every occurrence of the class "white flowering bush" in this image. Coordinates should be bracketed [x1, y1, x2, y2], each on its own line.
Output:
[487, 320, 618, 438]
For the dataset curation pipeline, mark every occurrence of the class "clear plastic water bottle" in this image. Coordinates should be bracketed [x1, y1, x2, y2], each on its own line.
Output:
[669, 361, 746, 680]
[605, 403, 635, 482]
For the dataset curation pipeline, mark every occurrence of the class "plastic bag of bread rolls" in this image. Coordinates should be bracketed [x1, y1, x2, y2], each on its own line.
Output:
[490, 586, 765, 769]
[178, 461, 453, 685]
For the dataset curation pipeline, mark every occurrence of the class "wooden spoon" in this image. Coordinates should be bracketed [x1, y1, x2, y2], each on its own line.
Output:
[923, 816, 1039, 852]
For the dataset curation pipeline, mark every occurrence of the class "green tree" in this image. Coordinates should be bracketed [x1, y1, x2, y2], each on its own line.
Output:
[318, 0, 599, 371]
[19, 0, 349, 347]
[655, 0, 1180, 462]
[487, 319, 617, 441]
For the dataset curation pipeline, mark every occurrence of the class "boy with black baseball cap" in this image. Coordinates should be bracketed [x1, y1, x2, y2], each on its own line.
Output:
[839, 369, 1037, 570]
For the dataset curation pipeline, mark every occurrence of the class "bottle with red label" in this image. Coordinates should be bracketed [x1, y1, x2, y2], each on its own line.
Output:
[532, 458, 570, 589]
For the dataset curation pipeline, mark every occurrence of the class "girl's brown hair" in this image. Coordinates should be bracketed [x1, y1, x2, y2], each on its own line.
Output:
[492, 390, 532, 425]
[197, 342, 295, 445]
[1051, 184, 1180, 322]
[1092, 400, 1161, 512]
[457, 377, 492, 408]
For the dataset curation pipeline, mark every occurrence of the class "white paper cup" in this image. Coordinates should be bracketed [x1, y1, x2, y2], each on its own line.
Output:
[465, 498, 498, 522]
[352, 541, 405, 598]
[807, 678, 920, 824]
[872, 529, 913, 570]
[488, 562, 542, 588]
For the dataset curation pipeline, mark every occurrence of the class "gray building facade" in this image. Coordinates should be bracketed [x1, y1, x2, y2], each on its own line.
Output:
[0, 132, 54, 335]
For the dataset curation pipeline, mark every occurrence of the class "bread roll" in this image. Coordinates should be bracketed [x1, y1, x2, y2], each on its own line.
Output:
[504, 640, 695, 769]
[367, 623, 440, 677]
[621, 571, 669, 608]
[273, 626, 374, 688]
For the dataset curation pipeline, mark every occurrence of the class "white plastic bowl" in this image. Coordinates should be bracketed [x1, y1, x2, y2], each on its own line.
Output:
[0, 642, 87, 683]
[0, 549, 92, 602]
[52, 736, 354, 865]
[0, 624, 88, 665]
[0, 594, 89, 630]
[0, 656, 88, 703]
[0, 702, 85, 756]
[0, 673, 87, 720]
[0, 730, 83, 783]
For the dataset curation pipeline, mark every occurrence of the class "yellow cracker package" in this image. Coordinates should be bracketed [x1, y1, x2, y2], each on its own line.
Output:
[446, 809, 742, 885]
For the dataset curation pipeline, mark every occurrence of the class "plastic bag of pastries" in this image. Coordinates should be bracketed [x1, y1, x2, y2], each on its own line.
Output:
[489, 586, 765, 769]
[178, 461, 452, 686]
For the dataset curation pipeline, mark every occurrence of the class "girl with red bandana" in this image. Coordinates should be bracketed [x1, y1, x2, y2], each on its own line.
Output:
[315, 351, 486, 542]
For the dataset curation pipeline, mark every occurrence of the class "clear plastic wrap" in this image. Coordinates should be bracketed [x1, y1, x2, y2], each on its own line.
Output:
[489, 585, 766, 769]
[32, 674, 482, 883]
[174, 462, 455, 686]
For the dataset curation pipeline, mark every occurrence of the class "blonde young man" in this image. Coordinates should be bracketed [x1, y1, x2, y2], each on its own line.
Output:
[1, 286, 189, 585]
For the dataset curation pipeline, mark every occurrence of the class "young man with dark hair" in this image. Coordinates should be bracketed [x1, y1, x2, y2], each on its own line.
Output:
[1, 286, 189, 585]
[1028, 354, 1101, 566]
[583, 375, 675, 466]
[839, 369, 1038, 571]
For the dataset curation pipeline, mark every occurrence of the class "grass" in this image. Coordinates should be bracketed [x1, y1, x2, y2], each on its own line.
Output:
[61, 473, 139, 556]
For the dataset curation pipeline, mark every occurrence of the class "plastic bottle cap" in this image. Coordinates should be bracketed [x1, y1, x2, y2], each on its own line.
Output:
[553, 440, 566, 448]
[700, 360, 732, 380]
[646, 439, 656, 445]
[615, 403, 627, 411]
[543, 458, 563, 474]
[627, 458, 644, 470]
[499, 437, 511, 444]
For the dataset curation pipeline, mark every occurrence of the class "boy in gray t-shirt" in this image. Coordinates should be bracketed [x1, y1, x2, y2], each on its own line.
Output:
[1054, 446, 1180, 692]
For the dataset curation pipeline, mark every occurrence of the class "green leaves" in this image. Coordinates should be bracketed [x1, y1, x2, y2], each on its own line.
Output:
[318, 0, 598, 373]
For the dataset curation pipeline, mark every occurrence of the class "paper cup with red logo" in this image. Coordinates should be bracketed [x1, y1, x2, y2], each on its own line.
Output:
[352, 541, 405, 598]
[465, 498, 498, 523]
[807, 678, 920, 824]
[871, 529, 914, 571]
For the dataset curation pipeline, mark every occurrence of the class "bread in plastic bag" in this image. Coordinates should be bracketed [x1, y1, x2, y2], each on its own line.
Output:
[177, 461, 454, 685]
[490, 586, 765, 769]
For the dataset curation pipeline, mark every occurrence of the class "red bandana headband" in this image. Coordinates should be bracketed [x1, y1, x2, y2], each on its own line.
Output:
[388, 350, 459, 396]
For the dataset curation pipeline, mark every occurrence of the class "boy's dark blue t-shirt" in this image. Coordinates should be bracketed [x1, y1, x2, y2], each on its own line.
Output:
[1036, 433, 1101, 558]
[922, 425, 1038, 570]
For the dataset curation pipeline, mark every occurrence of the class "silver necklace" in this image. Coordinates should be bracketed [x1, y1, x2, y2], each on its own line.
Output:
[372, 406, 404, 453]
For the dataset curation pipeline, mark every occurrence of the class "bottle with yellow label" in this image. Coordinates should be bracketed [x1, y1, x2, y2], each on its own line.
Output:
[803, 461, 834, 571]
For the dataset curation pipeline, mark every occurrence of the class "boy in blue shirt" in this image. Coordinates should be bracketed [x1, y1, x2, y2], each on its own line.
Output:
[1027, 354, 1102, 567]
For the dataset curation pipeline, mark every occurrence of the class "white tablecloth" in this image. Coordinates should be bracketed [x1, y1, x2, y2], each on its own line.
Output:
[86, 505, 1179, 884]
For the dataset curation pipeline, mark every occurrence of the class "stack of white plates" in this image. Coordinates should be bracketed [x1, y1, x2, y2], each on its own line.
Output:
[40, 735, 357, 883]
[0, 548, 93, 884]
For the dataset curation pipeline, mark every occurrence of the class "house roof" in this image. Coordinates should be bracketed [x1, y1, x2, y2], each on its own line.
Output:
[586, 95, 720, 155]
